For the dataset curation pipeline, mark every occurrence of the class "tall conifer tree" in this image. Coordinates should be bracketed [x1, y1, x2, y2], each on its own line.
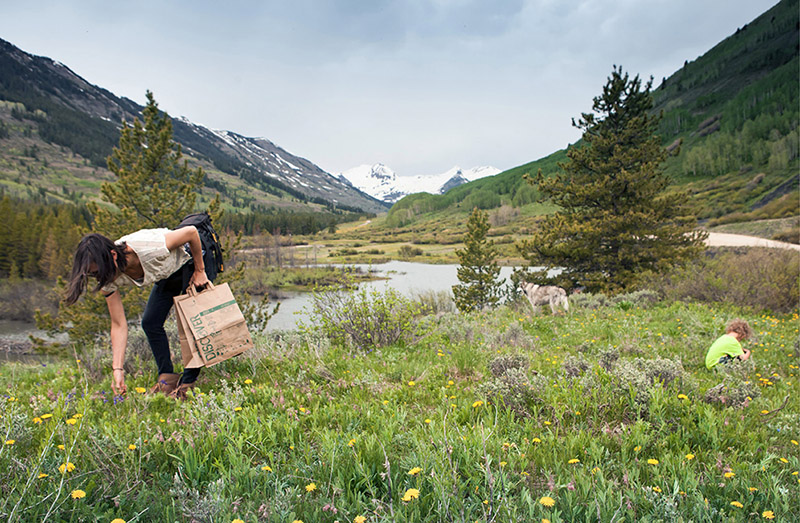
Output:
[517, 66, 706, 293]
[453, 207, 501, 312]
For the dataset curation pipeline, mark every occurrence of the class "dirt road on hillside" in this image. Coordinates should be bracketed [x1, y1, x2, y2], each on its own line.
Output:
[705, 232, 800, 251]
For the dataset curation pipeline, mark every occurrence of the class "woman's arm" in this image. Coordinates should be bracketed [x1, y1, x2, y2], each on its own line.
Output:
[164, 226, 210, 289]
[106, 290, 128, 395]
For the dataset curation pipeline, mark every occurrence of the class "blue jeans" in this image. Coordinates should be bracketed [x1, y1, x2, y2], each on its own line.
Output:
[140, 263, 208, 384]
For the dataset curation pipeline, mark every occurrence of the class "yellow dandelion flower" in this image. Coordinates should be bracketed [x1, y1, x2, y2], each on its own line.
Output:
[4, 440, 14, 445]
[33, 417, 42, 424]
[749, 487, 758, 492]
[724, 472, 735, 478]
[70, 489, 86, 499]
[532, 437, 541, 443]
[232, 520, 244, 523]
[500, 461, 507, 467]
[348, 439, 356, 447]
[730, 501, 743, 508]
[568, 458, 580, 464]
[305, 482, 316, 492]
[135, 387, 146, 394]
[542, 520, 551, 523]
[355, 516, 367, 523]
[685, 453, 695, 460]
[261, 465, 272, 472]
[539, 496, 555, 507]
[591, 467, 600, 475]
[408, 381, 415, 387]
[634, 446, 641, 452]
[647, 459, 659, 465]
[761, 410, 770, 414]
[448, 380, 454, 386]
[652, 486, 662, 493]
[677, 394, 688, 400]
[65, 418, 77, 426]
[42, 414, 53, 419]
[408, 467, 422, 476]
[57, 444, 65, 450]
[73, 414, 82, 419]
[292, 520, 303, 523]
[59, 462, 76, 474]
[244, 379, 252, 384]
[791, 440, 798, 446]
[762, 510, 775, 519]
[472, 400, 483, 408]
[402, 488, 420, 501]
[110, 519, 126, 523]
[779, 457, 788, 463]
[424, 419, 431, 424]
[544, 421, 551, 425]
[382, 400, 389, 405]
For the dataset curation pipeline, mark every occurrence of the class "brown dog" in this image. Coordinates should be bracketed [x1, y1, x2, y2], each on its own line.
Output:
[520, 282, 569, 314]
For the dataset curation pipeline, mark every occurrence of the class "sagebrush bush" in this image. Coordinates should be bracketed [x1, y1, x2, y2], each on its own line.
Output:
[569, 292, 612, 310]
[304, 285, 431, 350]
[599, 347, 620, 371]
[641, 247, 800, 313]
[488, 353, 528, 377]
[562, 354, 590, 377]
[411, 289, 455, 315]
[484, 321, 538, 351]
[480, 366, 545, 418]
[613, 356, 693, 405]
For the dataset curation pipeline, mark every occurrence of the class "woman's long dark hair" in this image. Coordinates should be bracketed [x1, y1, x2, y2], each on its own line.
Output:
[65, 233, 128, 305]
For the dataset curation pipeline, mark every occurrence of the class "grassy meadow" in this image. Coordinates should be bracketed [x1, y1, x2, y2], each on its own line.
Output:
[1, 293, 798, 522]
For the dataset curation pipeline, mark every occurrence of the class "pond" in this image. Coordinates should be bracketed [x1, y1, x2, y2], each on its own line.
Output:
[263, 261, 539, 331]
[0, 263, 553, 348]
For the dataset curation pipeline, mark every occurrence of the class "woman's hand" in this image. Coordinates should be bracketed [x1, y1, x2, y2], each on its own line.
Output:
[112, 368, 127, 396]
[190, 268, 210, 291]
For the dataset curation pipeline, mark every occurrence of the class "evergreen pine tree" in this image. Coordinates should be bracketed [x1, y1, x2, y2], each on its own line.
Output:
[452, 207, 501, 312]
[89, 90, 203, 237]
[517, 66, 706, 293]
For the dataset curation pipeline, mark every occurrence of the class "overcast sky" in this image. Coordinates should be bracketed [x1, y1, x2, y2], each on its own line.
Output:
[1, 0, 779, 176]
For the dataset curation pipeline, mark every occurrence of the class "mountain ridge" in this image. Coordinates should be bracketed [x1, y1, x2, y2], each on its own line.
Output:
[0, 37, 388, 214]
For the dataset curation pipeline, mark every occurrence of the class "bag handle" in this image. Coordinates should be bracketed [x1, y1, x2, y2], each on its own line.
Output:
[187, 281, 215, 297]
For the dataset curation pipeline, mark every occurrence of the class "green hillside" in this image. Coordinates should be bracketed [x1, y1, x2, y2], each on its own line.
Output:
[382, 0, 798, 232]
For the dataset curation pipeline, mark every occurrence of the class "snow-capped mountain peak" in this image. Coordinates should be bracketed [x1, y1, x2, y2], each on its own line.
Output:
[338, 164, 501, 204]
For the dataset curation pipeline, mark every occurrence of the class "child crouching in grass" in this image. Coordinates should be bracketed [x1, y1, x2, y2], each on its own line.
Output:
[705, 319, 753, 370]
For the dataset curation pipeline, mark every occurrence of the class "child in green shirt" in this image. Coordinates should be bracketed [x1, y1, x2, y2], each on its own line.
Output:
[705, 319, 753, 369]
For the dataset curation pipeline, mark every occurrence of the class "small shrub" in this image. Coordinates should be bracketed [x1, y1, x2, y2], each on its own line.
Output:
[411, 289, 455, 315]
[480, 367, 545, 418]
[398, 245, 423, 258]
[614, 357, 693, 405]
[599, 347, 620, 371]
[304, 284, 431, 350]
[562, 354, 590, 377]
[569, 292, 612, 310]
[484, 321, 538, 351]
[612, 289, 661, 309]
[488, 353, 528, 377]
[703, 380, 760, 408]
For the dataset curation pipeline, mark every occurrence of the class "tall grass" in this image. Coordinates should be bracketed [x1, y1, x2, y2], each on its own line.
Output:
[1, 294, 797, 521]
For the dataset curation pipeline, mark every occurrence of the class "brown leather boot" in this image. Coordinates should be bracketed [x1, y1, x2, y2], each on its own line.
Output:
[149, 373, 180, 395]
[169, 382, 195, 400]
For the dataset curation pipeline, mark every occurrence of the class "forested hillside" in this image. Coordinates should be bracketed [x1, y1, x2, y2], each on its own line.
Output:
[386, 0, 798, 229]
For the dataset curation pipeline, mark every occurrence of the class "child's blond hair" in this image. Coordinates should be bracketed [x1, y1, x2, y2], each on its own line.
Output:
[726, 319, 753, 341]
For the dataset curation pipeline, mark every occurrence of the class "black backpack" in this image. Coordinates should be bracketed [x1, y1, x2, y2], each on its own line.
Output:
[175, 212, 224, 282]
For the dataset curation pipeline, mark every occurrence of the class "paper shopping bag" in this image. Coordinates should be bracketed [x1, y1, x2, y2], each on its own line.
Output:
[173, 282, 254, 368]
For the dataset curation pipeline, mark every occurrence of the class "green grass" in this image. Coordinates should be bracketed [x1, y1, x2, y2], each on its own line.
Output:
[1, 298, 797, 521]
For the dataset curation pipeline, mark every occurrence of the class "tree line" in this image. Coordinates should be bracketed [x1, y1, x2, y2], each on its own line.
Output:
[0, 195, 90, 279]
